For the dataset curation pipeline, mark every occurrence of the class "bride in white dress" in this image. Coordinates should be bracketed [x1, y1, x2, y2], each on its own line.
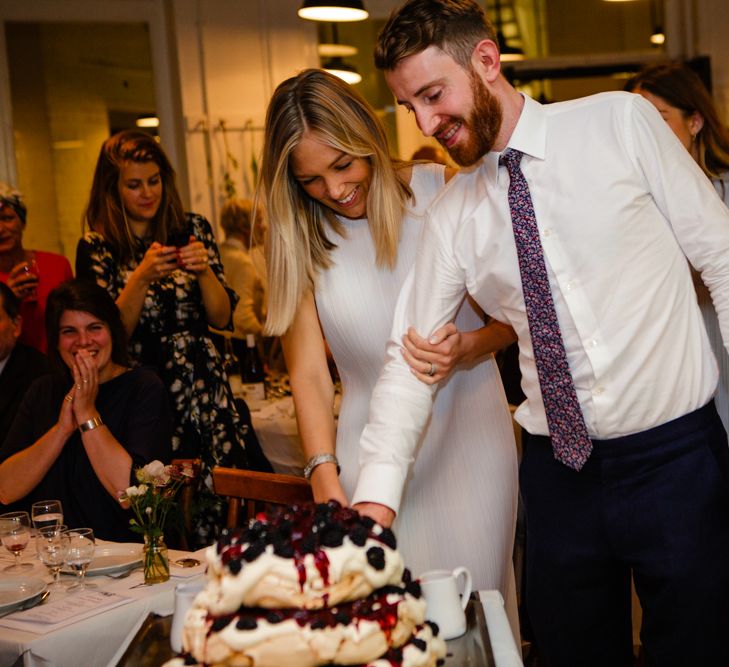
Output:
[261, 69, 519, 631]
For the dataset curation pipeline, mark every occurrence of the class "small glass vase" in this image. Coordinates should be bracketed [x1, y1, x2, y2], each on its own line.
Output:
[143, 533, 170, 584]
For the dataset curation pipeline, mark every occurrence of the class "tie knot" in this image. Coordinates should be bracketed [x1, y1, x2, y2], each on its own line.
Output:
[500, 148, 523, 173]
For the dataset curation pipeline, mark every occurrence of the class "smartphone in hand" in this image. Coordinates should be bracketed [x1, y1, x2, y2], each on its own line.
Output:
[167, 231, 190, 248]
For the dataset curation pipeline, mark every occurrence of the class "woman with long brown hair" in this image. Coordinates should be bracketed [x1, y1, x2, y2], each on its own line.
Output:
[76, 130, 248, 544]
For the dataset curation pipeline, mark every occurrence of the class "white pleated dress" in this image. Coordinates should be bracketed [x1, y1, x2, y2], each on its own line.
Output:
[315, 164, 519, 625]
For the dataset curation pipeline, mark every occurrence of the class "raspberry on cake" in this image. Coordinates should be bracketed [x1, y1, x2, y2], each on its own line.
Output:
[202, 501, 405, 612]
[167, 501, 446, 667]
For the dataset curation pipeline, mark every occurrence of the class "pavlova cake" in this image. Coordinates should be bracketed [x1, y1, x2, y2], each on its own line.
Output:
[166, 500, 446, 667]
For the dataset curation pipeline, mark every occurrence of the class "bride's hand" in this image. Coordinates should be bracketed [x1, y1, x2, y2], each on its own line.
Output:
[401, 323, 462, 385]
[310, 464, 349, 507]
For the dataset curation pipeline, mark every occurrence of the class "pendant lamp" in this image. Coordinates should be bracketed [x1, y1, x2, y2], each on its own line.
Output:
[323, 57, 362, 85]
[298, 1, 368, 22]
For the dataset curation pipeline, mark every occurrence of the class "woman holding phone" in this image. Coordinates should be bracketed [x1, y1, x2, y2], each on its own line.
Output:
[75, 130, 249, 544]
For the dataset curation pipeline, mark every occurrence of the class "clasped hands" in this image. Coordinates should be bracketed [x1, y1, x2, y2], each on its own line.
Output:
[138, 237, 210, 283]
[59, 349, 101, 435]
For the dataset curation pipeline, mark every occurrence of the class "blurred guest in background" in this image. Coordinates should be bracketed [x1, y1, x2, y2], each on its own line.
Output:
[0, 283, 51, 445]
[410, 144, 447, 165]
[262, 69, 518, 624]
[0, 280, 171, 542]
[626, 62, 729, 201]
[627, 62, 729, 432]
[218, 198, 266, 338]
[0, 182, 73, 352]
[75, 130, 249, 544]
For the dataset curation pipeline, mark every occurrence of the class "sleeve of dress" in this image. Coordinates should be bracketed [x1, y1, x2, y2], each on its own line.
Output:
[121, 369, 173, 482]
[190, 213, 239, 331]
[75, 233, 119, 299]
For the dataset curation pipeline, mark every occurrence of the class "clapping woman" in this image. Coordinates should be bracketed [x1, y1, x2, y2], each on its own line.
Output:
[75, 130, 248, 544]
[0, 280, 172, 541]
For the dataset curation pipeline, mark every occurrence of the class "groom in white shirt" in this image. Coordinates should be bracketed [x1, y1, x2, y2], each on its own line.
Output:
[351, 1, 729, 665]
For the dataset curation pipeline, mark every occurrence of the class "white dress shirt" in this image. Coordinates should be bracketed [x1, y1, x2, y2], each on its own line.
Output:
[353, 91, 729, 513]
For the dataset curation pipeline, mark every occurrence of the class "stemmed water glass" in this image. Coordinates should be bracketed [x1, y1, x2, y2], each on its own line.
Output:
[31, 500, 64, 531]
[0, 511, 33, 572]
[36, 524, 69, 589]
[62, 528, 95, 590]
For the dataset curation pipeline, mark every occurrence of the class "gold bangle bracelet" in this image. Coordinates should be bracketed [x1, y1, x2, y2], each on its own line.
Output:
[78, 416, 103, 433]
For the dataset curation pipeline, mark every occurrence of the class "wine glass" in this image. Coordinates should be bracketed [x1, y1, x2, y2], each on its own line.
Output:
[36, 524, 69, 589]
[31, 500, 64, 531]
[0, 511, 33, 572]
[62, 528, 95, 590]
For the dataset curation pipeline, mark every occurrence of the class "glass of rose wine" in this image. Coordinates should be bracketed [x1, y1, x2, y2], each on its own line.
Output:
[0, 511, 33, 572]
[31, 500, 64, 532]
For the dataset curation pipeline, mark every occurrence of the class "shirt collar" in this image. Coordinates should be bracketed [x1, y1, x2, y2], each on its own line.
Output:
[489, 93, 547, 185]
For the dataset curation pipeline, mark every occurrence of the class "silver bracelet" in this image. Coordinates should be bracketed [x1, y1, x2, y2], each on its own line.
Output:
[303, 453, 340, 480]
[78, 415, 103, 433]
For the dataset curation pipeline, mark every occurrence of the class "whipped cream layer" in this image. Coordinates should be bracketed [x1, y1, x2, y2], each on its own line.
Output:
[183, 587, 430, 667]
[203, 502, 404, 612]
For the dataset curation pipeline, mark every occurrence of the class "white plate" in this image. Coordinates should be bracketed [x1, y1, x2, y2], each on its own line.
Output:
[62, 542, 142, 577]
[0, 577, 46, 614]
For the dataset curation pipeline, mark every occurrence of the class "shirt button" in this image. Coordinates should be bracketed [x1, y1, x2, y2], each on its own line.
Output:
[593, 386, 605, 396]
[565, 282, 574, 291]
[589, 339, 598, 348]
[543, 229, 551, 237]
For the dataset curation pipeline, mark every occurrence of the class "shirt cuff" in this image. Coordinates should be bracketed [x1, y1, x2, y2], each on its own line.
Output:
[351, 462, 408, 516]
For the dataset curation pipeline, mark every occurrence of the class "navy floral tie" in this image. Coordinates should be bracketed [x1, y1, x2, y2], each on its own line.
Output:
[500, 148, 592, 471]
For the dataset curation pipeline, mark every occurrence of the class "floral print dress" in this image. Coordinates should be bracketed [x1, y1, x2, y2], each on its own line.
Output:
[76, 212, 247, 545]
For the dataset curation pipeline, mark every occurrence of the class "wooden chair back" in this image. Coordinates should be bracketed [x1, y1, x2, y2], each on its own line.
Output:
[212, 466, 313, 528]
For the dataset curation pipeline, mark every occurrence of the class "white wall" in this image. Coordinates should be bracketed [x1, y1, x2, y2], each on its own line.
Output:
[170, 0, 318, 232]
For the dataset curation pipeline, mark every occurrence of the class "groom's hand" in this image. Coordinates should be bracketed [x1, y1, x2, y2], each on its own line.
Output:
[353, 502, 396, 527]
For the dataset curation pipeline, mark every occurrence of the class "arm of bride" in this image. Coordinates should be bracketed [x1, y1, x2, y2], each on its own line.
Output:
[283, 289, 346, 506]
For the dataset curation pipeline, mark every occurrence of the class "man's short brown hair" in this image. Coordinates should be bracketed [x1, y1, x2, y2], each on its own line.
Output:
[374, 0, 496, 71]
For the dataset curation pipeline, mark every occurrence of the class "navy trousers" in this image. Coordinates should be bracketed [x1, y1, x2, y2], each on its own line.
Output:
[520, 402, 729, 667]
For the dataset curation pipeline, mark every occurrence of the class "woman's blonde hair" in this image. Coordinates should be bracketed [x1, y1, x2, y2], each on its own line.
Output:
[261, 69, 412, 335]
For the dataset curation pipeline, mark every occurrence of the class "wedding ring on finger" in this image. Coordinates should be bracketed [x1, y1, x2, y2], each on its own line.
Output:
[427, 362, 437, 377]
[82, 378, 89, 383]
[64, 394, 73, 403]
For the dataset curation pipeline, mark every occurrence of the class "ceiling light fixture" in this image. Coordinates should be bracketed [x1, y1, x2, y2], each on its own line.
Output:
[298, 1, 368, 22]
[649, 0, 665, 46]
[318, 43, 358, 57]
[136, 115, 160, 128]
[322, 57, 362, 85]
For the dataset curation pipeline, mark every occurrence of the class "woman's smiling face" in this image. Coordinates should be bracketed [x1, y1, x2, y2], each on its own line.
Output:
[290, 131, 372, 220]
[57, 310, 114, 380]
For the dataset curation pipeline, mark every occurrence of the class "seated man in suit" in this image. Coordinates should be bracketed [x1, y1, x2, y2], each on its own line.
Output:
[0, 282, 51, 445]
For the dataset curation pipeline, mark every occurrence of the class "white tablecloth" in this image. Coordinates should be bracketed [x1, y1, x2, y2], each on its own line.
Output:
[250, 396, 306, 476]
[0, 542, 206, 667]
